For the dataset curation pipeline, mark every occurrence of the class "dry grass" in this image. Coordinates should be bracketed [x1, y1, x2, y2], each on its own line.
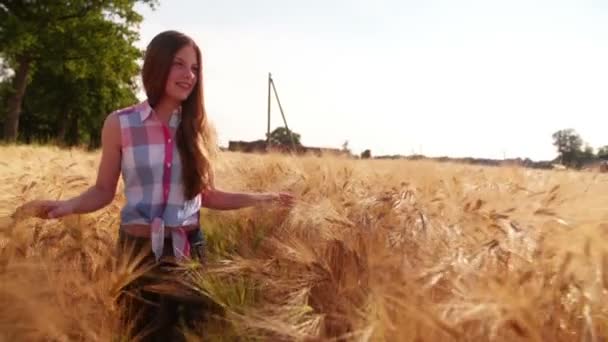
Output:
[1, 144, 608, 341]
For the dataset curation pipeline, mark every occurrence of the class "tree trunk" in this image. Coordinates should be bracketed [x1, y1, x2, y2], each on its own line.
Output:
[57, 119, 68, 143]
[67, 112, 80, 146]
[3, 55, 31, 142]
[57, 103, 69, 144]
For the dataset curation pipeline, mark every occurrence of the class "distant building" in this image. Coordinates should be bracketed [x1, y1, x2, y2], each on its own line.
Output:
[581, 160, 608, 173]
[227, 140, 351, 157]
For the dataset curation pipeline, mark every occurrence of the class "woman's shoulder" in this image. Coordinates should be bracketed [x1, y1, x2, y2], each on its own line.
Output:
[110, 101, 148, 118]
[105, 101, 151, 130]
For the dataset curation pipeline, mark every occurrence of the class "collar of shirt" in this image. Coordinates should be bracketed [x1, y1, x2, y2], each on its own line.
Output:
[139, 100, 182, 127]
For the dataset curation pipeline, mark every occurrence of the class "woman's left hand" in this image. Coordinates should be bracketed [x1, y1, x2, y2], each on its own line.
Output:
[264, 192, 296, 207]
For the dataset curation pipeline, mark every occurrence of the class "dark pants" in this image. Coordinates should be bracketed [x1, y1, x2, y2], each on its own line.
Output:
[116, 229, 207, 342]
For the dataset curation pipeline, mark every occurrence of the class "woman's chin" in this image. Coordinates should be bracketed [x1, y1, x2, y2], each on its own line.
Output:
[167, 92, 190, 103]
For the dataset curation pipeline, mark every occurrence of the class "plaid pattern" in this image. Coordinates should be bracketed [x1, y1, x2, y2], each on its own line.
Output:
[116, 100, 201, 260]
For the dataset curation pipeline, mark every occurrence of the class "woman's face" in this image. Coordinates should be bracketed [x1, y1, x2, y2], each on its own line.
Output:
[164, 44, 199, 102]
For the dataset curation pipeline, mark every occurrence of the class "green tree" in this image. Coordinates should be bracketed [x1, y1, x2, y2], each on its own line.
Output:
[597, 146, 608, 161]
[576, 144, 597, 168]
[0, 0, 157, 142]
[15, 8, 143, 147]
[552, 129, 583, 167]
[267, 126, 301, 147]
[17, 56, 138, 147]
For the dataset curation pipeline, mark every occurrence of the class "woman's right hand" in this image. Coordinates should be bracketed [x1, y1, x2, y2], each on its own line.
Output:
[17, 200, 75, 219]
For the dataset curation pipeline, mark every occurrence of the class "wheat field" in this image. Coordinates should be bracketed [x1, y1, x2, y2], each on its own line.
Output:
[1, 144, 608, 341]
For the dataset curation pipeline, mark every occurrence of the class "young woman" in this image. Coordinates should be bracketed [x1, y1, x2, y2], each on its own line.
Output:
[21, 30, 295, 340]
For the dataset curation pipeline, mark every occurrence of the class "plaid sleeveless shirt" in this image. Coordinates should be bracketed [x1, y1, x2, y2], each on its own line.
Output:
[115, 100, 201, 261]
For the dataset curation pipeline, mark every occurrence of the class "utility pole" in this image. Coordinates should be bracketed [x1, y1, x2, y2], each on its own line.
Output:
[266, 73, 297, 152]
[266, 73, 272, 149]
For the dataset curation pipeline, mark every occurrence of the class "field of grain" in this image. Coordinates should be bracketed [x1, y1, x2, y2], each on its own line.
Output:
[1, 144, 608, 341]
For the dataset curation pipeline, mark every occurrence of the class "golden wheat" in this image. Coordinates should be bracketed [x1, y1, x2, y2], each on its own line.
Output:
[1, 144, 607, 341]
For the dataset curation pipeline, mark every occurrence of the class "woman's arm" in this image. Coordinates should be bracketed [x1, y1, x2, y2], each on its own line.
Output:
[69, 114, 122, 212]
[20, 113, 122, 219]
[201, 188, 294, 210]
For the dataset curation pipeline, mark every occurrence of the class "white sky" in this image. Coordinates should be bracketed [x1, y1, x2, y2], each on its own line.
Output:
[134, 0, 608, 161]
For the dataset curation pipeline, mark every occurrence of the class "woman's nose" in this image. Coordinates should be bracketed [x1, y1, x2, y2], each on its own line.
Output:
[186, 69, 196, 80]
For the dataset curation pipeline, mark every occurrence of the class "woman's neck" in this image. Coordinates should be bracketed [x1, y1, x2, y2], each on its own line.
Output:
[153, 97, 180, 124]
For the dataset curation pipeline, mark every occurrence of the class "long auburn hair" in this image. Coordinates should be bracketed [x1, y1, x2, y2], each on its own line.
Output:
[141, 30, 217, 200]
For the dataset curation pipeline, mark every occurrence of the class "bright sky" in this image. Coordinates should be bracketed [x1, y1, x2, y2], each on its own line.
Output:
[134, 0, 608, 161]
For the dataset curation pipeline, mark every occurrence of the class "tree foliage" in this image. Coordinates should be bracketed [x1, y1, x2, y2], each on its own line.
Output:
[0, 0, 157, 146]
[552, 129, 607, 168]
[267, 126, 301, 147]
[597, 146, 608, 161]
[552, 129, 583, 167]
